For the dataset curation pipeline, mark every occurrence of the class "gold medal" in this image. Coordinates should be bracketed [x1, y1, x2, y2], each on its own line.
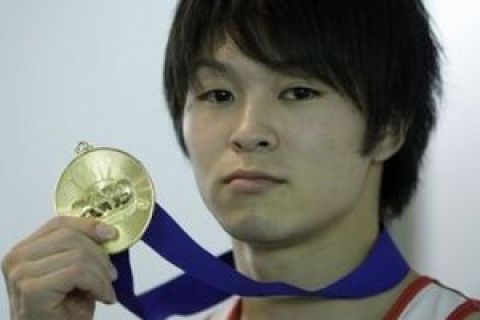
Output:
[54, 142, 155, 254]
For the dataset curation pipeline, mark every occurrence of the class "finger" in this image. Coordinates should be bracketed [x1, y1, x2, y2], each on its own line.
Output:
[3, 228, 117, 317]
[3, 216, 117, 317]
[4, 216, 116, 275]
[18, 262, 116, 311]
[14, 228, 116, 277]
[6, 248, 114, 319]
[9, 249, 118, 291]
[14, 216, 117, 250]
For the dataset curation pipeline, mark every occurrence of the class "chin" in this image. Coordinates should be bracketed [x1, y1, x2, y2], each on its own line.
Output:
[228, 228, 290, 247]
[214, 204, 351, 248]
[219, 213, 308, 248]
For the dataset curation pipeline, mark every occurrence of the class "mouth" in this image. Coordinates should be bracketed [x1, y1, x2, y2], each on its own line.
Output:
[222, 170, 287, 193]
[223, 169, 287, 183]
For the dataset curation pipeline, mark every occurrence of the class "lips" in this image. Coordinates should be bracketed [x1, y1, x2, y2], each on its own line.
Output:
[222, 170, 287, 193]
[223, 170, 286, 184]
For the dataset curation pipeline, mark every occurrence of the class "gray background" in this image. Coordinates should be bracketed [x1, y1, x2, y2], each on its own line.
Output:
[0, 0, 479, 319]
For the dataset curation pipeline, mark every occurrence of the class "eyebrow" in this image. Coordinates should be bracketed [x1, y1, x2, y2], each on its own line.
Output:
[190, 57, 330, 89]
[192, 58, 231, 75]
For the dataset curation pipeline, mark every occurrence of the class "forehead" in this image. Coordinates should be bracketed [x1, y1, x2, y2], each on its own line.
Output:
[193, 40, 239, 72]
[194, 37, 254, 68]
[192, 41, 264, 80]
[192, 39, 313, 82]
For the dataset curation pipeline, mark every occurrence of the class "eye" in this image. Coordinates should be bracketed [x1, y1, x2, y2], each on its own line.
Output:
[279, 87, 321, 101]
[197, 89, 235, 103]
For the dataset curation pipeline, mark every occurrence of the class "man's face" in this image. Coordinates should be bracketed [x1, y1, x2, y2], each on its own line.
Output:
[182, 41, 382, 246]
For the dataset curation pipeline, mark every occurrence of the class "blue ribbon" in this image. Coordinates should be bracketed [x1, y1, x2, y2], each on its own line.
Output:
[111, 204, 409, 319]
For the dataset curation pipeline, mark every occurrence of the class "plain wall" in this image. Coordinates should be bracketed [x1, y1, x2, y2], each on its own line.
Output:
[0, 1, 478, 319]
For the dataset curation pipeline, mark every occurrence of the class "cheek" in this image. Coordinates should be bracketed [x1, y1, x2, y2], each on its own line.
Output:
[294, 108, 366, 163]
[183, 109, 210, 161]
[182, 110, 224, 188]
[292, 148, 370, 227]
[290, 117, 369, 205]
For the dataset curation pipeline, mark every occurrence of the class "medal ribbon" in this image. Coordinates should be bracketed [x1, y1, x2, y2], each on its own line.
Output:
[111, 204, 409, 319]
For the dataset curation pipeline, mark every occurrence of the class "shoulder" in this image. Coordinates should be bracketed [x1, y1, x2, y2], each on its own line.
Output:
[386, 275, 480, 320]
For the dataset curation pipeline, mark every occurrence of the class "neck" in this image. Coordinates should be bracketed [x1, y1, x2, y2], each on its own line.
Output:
[231, 165, 412, 319]
[232, 204, 379, 289]
[232, 219, 415, 320]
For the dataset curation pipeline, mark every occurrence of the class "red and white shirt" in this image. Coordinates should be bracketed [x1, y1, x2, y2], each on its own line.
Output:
[384, 276, 480, 319]
[207, 276, 480, 320]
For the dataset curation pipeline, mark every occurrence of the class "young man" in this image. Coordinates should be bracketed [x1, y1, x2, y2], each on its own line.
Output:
[162, 0, 480, 319]
[2, 0, 479, 319]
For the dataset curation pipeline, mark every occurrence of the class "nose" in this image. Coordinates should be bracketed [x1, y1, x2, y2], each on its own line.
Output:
[229, 101, 278, 153]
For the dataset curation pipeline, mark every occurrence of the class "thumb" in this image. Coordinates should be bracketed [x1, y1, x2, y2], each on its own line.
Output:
[93, 222, 118, 242]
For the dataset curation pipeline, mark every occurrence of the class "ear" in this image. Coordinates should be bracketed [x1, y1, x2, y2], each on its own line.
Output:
[371, 126, 407, 163]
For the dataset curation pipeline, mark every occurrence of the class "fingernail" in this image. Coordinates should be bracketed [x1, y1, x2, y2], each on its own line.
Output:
[95, 223, 116, 240]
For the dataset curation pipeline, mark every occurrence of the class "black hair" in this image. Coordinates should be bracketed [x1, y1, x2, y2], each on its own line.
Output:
[163, 0, 442, 221]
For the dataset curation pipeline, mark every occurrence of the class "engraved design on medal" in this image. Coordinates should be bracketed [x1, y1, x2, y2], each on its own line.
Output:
[71, 178, 135, 219]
